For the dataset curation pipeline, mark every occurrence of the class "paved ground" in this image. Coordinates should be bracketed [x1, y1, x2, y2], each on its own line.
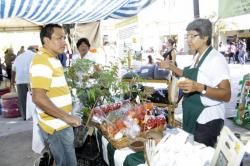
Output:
[0, 62, 250, 166]
[0, 117, 40, 166]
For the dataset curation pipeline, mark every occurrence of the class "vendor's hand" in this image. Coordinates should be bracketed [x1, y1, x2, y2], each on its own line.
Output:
[177, 78, 197, 93]
[156, 58, 170, 69]
[64, 114, 81, 127]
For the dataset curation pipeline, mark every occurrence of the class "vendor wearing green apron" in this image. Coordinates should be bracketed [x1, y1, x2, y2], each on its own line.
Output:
[158, 19, 231, 147]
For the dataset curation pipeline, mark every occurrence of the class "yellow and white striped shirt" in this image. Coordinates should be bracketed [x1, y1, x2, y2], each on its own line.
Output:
[30, 48, 72, 134]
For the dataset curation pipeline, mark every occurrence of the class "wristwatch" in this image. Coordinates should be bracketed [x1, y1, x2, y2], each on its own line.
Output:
[201, 85, 207, 95]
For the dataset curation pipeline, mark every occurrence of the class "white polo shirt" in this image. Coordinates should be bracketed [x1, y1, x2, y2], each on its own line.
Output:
[12, 50, 35, 84]
[189, 48, 231, 124]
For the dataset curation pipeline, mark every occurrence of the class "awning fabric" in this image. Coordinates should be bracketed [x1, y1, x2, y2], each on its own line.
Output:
[0, 0, 154, 24]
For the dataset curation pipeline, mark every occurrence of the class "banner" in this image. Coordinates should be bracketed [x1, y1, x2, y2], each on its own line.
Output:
[219, 0, 250, 18]
[70, 21, 101, 49]
[115, 16, 140, 57]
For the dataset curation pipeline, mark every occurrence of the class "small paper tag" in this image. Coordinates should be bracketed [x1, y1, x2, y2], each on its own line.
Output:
[87, 126, 94, 136]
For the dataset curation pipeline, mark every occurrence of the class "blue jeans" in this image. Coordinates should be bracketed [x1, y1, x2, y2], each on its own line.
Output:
[238, 51, 246, 64]
[40, 127, 77, 166]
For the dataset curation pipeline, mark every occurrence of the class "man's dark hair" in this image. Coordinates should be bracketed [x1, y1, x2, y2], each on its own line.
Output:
[40, 24, 62, 45]
[76, 38, 91, 48]
[186, 18, 212, 46]
[168, 39, 175, 46]
[27, 46, 36, 52]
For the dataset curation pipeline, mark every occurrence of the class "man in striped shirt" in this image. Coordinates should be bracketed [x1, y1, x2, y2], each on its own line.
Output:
[30, 24, 81, 166]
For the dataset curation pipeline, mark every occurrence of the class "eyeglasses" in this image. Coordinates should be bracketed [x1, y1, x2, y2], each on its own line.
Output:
[185, 34, 200, 40]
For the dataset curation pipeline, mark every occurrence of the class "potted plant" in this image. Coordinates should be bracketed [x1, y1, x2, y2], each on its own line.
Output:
[65, 59, 130, 122]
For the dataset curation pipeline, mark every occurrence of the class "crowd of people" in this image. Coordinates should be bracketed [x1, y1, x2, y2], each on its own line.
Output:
[218, 39, 248, 64]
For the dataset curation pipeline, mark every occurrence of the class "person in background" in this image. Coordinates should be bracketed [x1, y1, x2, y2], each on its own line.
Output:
[11, 46, 36, 120]
[227, 42, 236, 64]
[30, 24, 81, 166]
[71, 37, 92, 64]
[4, 48, 16, 80]
[72, 37, 102, 71]
[17, 46, 25, 56]
[158, 19, 231, 147]
[162, 39, 177, 67]
[218, 41, 225, 56]
[162, 39, 177, 62]
[238, 39, 247, 64]
[148, 55, 154, 64]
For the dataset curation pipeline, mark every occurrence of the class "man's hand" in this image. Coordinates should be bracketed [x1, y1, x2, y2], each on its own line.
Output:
[63, 114, 81, 127]
[32, 88, 82, 127]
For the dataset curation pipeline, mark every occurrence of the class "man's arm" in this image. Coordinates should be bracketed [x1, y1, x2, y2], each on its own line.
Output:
[32, 88, 81, 127]
[11, 71, 16, 86]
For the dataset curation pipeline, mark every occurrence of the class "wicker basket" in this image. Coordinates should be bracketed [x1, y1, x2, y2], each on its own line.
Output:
[97, 123, 129, 149]
[129, 137, 145, 152]
[99, 123, 108, 136]
[141, 124, 166, 138]
[107, 136, 129, 149]
[99, 123, 166, 149]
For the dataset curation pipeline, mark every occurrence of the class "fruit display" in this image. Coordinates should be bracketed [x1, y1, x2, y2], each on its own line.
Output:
[93, 101, 167, 142]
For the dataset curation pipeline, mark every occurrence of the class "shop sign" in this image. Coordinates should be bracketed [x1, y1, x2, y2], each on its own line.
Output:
[219, 0, 250, 18]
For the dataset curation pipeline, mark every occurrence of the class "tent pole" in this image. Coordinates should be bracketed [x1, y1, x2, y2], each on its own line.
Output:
[193, 0, 200, 19]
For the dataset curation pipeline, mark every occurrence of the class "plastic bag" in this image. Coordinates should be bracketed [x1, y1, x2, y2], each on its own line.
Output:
[123, 117, 141, 139]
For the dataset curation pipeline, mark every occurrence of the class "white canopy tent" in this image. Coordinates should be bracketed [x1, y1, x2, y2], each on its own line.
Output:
[0, 17, 41, 32]
[0, 0, 156, 54]
[0, 0, 155, 26]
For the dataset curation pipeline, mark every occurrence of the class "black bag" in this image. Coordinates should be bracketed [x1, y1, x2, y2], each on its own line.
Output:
[75, 135, 107, 166]
[122, 71, 139, 79]
[148, 88, 169, 104]
[36, 139, 54, 166]
[38, 151, 54, 166]
[74, 125, 89, 148]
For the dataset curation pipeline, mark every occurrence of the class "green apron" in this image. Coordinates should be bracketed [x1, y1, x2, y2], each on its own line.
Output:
[182, 46, 212, 134]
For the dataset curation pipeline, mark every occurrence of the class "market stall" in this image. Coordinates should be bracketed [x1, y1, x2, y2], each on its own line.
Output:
[67, 59, 247, 166]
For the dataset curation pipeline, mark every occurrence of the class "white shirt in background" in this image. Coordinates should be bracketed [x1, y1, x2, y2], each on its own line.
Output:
[71, 52, 104, 65]
[12, 50, 35, 84]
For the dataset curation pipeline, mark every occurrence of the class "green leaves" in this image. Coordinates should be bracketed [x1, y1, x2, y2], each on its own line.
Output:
[65, 58, 129, 116]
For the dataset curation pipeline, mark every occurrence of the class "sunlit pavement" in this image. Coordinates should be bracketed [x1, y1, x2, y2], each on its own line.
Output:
[0, 116, 32, 137]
